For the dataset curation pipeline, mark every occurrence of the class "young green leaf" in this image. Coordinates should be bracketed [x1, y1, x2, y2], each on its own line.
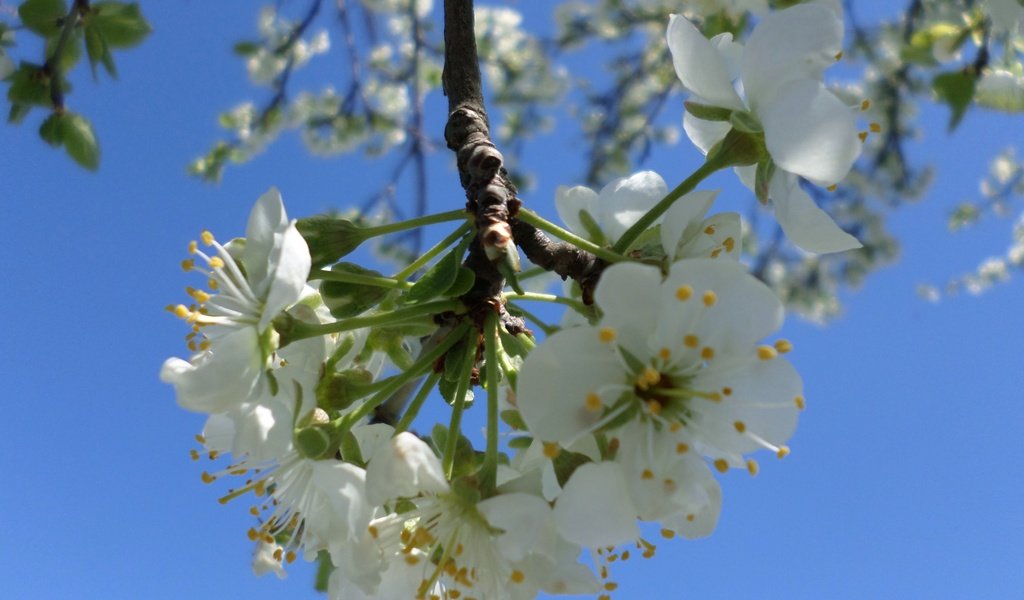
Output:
[6, 63, 52, 107]
[933, 70, 978, 131]
[406, 244, 462, 303]
[60, 112, 100, 170]
[18, 0, 68, 38]
[90, 2, 152, 49]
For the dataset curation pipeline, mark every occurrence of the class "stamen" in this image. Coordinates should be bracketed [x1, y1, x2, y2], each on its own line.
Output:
[757, 346, 778, 361]
[776, 446, 791, 459]
[701, 347, 715, 361]
[585, 392, 603, 412]
[598, 327, 617, 343]
[542, 442, 560, 459]
[675, 284, 693, 301]
[201, 230, 214, 245]
[713, 459, 729, 473]
[683, 334, 699, 348]
[794, 395, 806, 410]
[746, 459, 759, 476]
[702, 291, 717, 307]
[774, 339, 793, 354]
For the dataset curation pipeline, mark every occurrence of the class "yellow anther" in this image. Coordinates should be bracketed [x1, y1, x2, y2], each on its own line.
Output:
[585, 392, 603, 412]
[188, 240, 198, 254]
[733, 421, 746, 433]
[869, 122, 881, 133]
[247, 528, 259, 541]
[701, 346, 715, 361]
[181, 259, 195, 272]
[858, 131, 868, 142]
[285, 551, 296, 564]
[641, 469, 654, 480]
[643, 367, 660, 385]
[598, 327, 617, 343]
[199, 340, 211, 351]
[404, 554, 421, 565]
[686, 513, 696, 522]
[713, 458, 729, 473]
[201, 230, 214, 245]
[201, 471, 216, 484]
[208, 256, 225, 269]
[510, 570, 525, 584]
[827, 184, 838, 192]
[711, 248, 722, 258]
[208, 278, 219, 290]
[190, 288, 212, 303]
[702, 290, 717, 307]
[621, 550, 631, 561]
[189, 449, 200, 461]
[668, 422, 682, 433]
[647, 400, 662, 415]
[604, 582, 619, 591]
[683, 334, 699, 348]
[777, 445, 791, 459]
[723, 237, 735, 252]
[542, 442, 561, 459]
[208, 450, 219, 460]
[774, 339, 793, 354]
[249, 506, 259, 516]
[704, 225, 716, 235]
[746, 459, 759, 476]
[722, 386, 733, 396]
[861, 99, 871, 110]
[658, 347, 671, 361]
[757, 345, 778, 361]
[794, 395, 806, 410]
[663, 478, 677, 491]
[675, 284, 693, 301]
[194, 434, 205, 444]
[834, 50, 843, 60]
[661, 528, 676, 539]
[675, 442, 689, 454]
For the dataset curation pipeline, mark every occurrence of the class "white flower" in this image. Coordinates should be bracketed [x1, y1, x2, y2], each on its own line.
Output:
[517, 260, 803, 539]
[556, 172, 741, 260]
[668, 4, 862, 253]
[252, 540, 288, 579]
[161, 188, 312, 415]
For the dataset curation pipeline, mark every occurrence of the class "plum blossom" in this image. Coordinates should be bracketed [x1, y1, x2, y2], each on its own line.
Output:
[668, 4, 863, 253]
[517, 260, 803, 544]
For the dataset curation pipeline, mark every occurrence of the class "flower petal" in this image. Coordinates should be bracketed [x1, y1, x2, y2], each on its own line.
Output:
[478, 493, 553, 562]
[554, 185, 599, 238]
[244, 187, 289, 290]
[683, 111, 732, 156]
[596, 171, 668, 243]
[365, 432, 448, 504]
[594, 261, 663, 357]
[760, 79, 860, 185]
[660, 190, 718, 261]
[258, 222, 312, 331]
[771, 174, 862, 253]
[554, 462, 639, 548]
[160, 327, 262, 414]
[516, 327, 624, 444]
[741, 4, 844, 107]
[667, 15, 745, 111]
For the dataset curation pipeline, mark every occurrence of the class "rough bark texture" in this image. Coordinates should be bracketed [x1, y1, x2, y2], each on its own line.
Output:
[442, 0, 602, 319]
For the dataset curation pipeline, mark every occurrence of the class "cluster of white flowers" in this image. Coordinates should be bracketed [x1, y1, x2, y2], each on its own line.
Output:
[166, 4, 865, 598]
[247, 6, 330, 85]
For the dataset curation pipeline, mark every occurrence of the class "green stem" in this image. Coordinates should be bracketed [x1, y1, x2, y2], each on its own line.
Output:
[612, 155, 727, 254]
[394, 221, 473, 281]
[516, 209, 626, 264]
[516, 332, 536, 351]
[504, 291, 590, 315]
[443, 335, 478, 479]
[363, 209, 468, 237]
[395, 372, 441, 433]
[287, 299, 461, 342]
[506, 303, 557, 336]
[517, 265, 548, 281]
[482, 311, 500, 489]
[310, 268, 411, 290]
[342, 323, 471, 426]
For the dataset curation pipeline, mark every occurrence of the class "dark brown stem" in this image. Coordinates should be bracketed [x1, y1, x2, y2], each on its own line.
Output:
[510, 220, 606, 305]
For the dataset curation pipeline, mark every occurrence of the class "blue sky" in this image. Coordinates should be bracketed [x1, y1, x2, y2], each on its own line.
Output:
[2, 2, 1022, 599]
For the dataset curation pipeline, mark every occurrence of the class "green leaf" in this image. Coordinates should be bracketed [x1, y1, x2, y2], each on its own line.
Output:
[320, 263, 392, 318]
[19, 0, 68, 38]
[8, 103, 31, 124]
[507, 436, 532, 450]
[84, 23, 117, 79]
[38, 112, 63, 146]
[407, 244, 462, 303]
[90, 2, 152, 48]
[684, 101, 733, 122]
[552, 449, 591, 488]
[500, 409, 527, 430]
[233, 41, 261, 56]
[6, 62, 52, 107]
[444, 266, 476, 297]
[933, 70, 977, 131]
[60, 112, 100, 170]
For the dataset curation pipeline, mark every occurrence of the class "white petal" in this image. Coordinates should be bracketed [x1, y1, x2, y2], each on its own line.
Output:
[365, 432, 448, 504]
[659, 259, 783, 355]
[160, 327, 263, 414]
[596, 171, 668, 243]
[741, 4, 843, 107]
[660, 190, 718, 261]
[554, 462, 639, 548]
[683, 111, 732, 156]
[667, 15, 745, 111]
[771, 174, 862, 253]
[226, 400, 292, 460]
[258, 222, 312, 331]
[674, 212, 743, 261]
[593, 262, 663, 358]
[660, 461, 721, 539]
[309, 461, 373, 537]
[516, 327, 624, 444]
[478, 493, 552, 562]
[554, 185, 599, 237]
[760, 79, 860, 185]
[244, 187, 289, 290]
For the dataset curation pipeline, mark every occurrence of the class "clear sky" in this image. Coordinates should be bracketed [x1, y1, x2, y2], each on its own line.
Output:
[2, 2, 1023, 599]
